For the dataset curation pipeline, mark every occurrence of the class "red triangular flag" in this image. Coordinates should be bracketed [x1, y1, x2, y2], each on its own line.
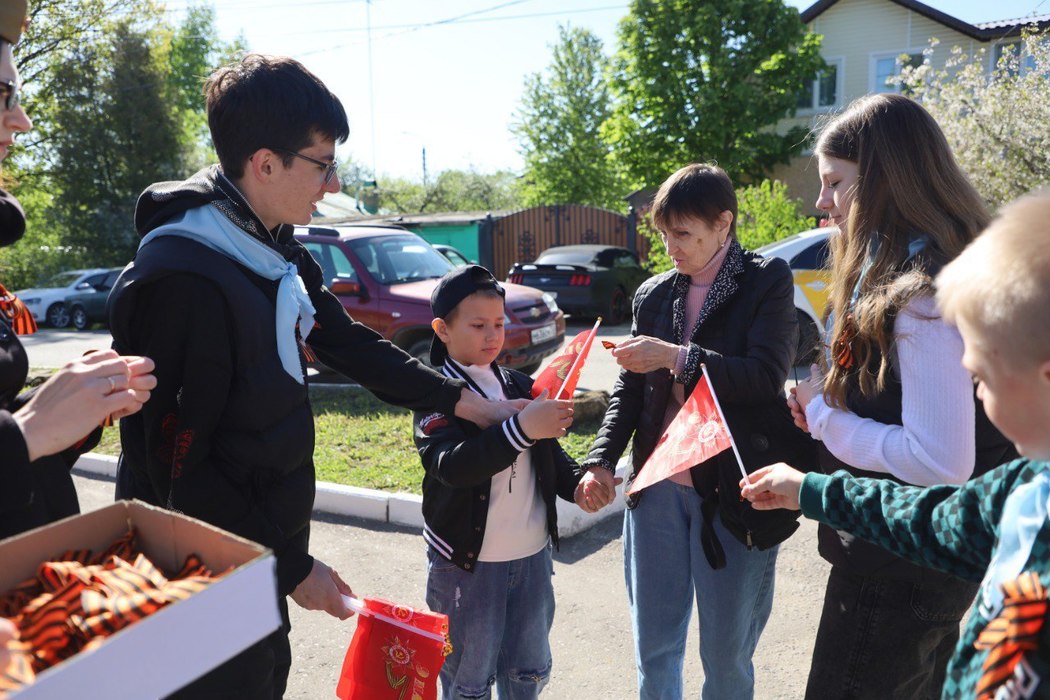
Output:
[627, 371, 733, 495]
[531, 319, 600, 400]
[336, 596, 451, 700]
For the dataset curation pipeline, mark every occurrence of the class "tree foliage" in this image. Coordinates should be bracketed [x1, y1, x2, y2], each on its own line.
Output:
[378, 169, 524, 214]
[1, 2, 241, 287]
[604, 0, 824, 188]
[735, 179, 816, 250]
[900, 32, 1050, 209]
[513, 25, 621, 210]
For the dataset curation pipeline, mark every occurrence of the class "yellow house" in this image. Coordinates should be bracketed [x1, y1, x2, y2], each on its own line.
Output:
[772, 0, 1050, 214]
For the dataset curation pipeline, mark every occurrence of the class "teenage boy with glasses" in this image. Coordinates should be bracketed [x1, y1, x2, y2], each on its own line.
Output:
[107, 54, 557, 698]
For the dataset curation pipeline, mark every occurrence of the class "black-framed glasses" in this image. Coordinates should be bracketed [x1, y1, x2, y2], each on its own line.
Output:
[272, 147, 338, 186]
[0, 80, 20, 112]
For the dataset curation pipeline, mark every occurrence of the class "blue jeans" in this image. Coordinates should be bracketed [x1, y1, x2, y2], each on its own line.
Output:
[425, 546, 555, 700]
[624, 479, 778, 700]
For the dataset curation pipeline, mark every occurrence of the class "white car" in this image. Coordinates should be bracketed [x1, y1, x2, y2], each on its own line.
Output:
[15, 268, 113, 328]
[755, 227, 835, 364]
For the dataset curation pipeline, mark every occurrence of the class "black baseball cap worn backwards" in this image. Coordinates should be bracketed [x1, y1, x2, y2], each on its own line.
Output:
[429, 264, 506, 366]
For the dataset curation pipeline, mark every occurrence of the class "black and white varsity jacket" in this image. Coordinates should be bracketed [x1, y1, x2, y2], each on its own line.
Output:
[413, 359, 582, 572]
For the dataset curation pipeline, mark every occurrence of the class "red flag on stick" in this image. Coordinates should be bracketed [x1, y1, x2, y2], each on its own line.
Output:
[627, 364, 748, 495]
[336, 596, 451, 700]
[531, 318, 601, 400]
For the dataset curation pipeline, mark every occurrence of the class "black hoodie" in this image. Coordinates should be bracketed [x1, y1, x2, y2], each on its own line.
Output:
[109, 166, 465, 595]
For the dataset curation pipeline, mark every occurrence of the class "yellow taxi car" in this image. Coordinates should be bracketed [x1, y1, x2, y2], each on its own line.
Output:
[755, 226, 834, 364]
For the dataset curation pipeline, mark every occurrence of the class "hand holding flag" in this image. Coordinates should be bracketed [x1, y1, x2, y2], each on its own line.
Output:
[627, 365, 749, 495]
[531, 318, 601, 400]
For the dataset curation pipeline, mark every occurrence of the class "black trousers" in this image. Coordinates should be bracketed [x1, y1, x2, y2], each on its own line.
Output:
[805, 565, 978, 700]
[167, 597, 292, 700]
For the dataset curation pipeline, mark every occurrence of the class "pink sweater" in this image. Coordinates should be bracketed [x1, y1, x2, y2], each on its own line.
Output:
[664, 242, 731, 485]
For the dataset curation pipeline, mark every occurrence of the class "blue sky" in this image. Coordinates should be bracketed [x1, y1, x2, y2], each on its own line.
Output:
[164, 0, 1047, 180]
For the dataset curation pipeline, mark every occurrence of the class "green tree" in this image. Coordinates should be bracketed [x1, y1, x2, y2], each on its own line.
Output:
[513, 25, 621, 209]
[46, 17, 185, 265]
[736, 179, 816, 250]
[604, 0, 824, 188]
[0, 2, 240, 285]
[379, 169, 524, 214]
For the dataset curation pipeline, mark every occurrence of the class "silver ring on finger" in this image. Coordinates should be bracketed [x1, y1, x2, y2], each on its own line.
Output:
[106, 376, 117, 394]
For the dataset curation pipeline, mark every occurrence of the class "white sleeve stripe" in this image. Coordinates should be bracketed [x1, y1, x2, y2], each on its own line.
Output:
[502, 415, 535, 452]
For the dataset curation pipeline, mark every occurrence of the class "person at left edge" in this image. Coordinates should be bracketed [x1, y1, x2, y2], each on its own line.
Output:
[107, 55, 537, 698]
[0, 0, 155, 540]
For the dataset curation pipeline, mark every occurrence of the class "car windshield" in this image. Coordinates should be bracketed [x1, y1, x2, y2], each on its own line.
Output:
[40, 271, 85, 288]
[535, 249, 595, 265]
[349, 235, 453, 285]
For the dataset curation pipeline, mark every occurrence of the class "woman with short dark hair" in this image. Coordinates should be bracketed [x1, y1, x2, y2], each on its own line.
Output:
[579, 163, 812, 699]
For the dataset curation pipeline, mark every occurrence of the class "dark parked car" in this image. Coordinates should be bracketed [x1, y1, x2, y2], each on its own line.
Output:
[295, 224, 566, 374]
[507, 244, 650, 325]
[62, 268, 123, 330]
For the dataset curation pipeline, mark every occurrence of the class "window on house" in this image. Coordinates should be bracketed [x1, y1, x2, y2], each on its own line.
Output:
[797, 60, 841, 111]
[873, 52, 923, 93]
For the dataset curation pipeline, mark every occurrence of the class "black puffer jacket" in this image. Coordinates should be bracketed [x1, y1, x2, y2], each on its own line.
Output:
[109, 166, 465, 595]
[584, 241, 815, 567]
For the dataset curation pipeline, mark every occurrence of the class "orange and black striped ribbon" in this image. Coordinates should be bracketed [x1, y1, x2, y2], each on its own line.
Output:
[0, 530, 224, 694]
[974, 571, 1048, 698]
[0, 282, 37, 336]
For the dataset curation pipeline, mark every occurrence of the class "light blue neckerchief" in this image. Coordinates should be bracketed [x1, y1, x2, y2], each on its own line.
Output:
[138, 204, 315, 384]
[977, 470, 1050, 619]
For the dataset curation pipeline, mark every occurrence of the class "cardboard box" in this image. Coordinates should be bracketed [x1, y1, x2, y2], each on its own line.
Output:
[1, 500, 281, 698]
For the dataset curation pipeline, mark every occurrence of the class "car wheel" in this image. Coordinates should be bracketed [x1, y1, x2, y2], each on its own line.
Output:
[407, 338, 435, 369]
[606, 287, 628, 326]
[796, 309, 821, 366]
[46, 303, 71, 328]
[71, 305, 90, 331]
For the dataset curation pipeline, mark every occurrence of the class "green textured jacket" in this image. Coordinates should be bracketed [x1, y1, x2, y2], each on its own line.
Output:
[801, 459, 1050, 699]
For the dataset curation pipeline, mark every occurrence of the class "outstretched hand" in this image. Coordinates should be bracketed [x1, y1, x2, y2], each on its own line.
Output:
[14, 350, 156, 461]
[518, 388, 573, 440]
[291, 558, 356, 620]
[455, 389, 531, 429]
[739, 463, 806, 511]
[610, 335, 679, 374]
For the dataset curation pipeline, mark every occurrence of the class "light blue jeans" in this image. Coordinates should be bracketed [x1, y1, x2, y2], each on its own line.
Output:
[624, 479, 778, 700]
[425, 546, 555, 700]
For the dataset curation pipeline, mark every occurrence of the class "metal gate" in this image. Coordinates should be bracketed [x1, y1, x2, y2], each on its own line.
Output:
[485, 205, 640, 279]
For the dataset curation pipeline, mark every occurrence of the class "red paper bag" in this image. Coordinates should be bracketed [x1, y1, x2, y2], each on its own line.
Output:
[336, 596, 451, 700]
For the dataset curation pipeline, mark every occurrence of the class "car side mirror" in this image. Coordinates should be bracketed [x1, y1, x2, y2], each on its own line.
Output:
[331, 279, 367, 299]
[75, 282, 93, 290]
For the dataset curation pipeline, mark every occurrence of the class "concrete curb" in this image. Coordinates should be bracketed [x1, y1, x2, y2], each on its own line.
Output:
[74, 453, 628, 538]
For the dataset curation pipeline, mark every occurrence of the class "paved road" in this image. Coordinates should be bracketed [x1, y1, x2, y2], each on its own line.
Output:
[72, 471, 826, 699]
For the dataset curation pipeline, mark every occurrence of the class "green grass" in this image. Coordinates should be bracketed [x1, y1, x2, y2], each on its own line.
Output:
[90, 386, 602, 495]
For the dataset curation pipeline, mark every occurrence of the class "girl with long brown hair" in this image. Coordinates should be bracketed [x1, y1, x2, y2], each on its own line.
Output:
[789, 93, 1016, 698]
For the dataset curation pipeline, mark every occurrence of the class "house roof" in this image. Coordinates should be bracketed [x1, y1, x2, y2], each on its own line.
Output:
[800, 0, 1050, 40]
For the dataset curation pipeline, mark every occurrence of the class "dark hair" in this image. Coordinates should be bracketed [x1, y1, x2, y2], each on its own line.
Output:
[650, 163, 737, 237]
[205, 54, 349, 178]
[815, 93, 990, 403]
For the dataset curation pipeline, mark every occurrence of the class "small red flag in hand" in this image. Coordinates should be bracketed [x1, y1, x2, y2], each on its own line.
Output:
[336, 596, 451, 700]
[601, 340, 617, 350]
[531, 319, 601, 400]
[627, 369, 733, 495]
